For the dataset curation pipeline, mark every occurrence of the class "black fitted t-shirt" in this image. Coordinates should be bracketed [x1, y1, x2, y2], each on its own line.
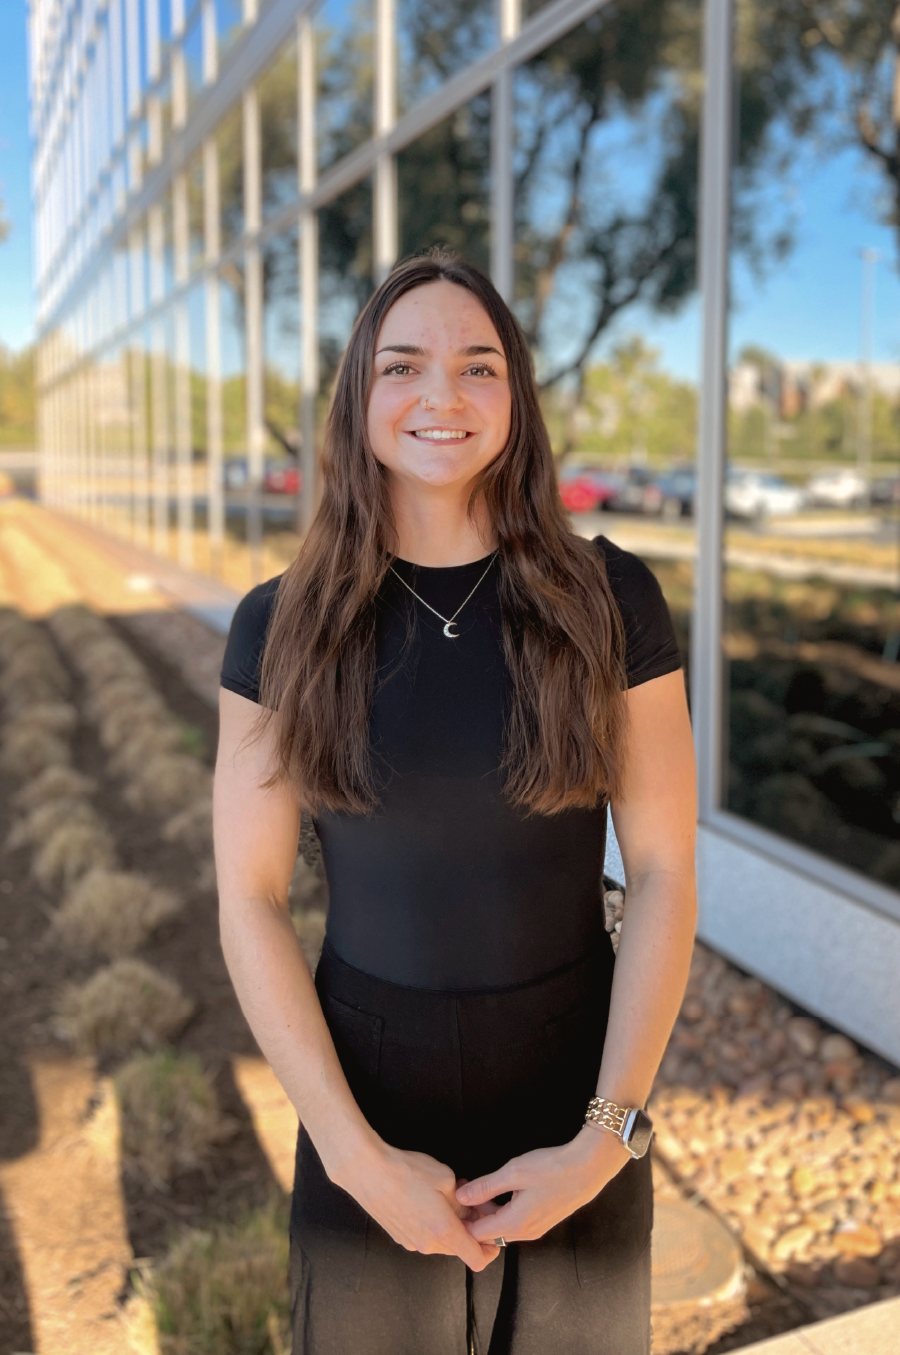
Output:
[220, 536, 681, 991]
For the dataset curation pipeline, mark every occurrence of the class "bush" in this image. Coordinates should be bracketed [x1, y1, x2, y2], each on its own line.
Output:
[47, 602, 110, 648]
[125, 754, 212, 815]
[86, 676, 163, 722]
[58, 958, 194, 1054]
[109, 722, 192, 778]
[51, 867, 182, 957]
[4, 649, 70, 695]
[13, 764, 97, 809]
[292, 909, 327, 974]
[162, 799, 213, 854]
[13, 700, 79, 737]
[32, 820, 117, 888]
[138, 1198, 291, 1355]
[76, 637, 146, 684]
[116, 1050, 225, 1187]
[7, 796, 101, 850]
[0, 726, 71, 777]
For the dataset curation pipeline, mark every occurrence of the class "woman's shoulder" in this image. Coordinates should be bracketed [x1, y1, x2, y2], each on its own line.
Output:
[220, 573, 285, 703]
[589, 534, 683, 689]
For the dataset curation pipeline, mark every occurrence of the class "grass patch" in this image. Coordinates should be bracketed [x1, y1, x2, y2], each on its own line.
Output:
[58, 958, 194, 1054]
[137, 1197, 291, 1355]
[12, 764, 97, 809]
[51, 867, 182, 957]
[32, 819, 117, 888]
[0, 726, 72, 777]
[124, 753, 212, 815]
[117, 1050, 227, 1187]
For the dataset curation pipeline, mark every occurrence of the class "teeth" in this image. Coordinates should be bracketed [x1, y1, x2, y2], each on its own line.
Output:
[413, 429, 468, 440]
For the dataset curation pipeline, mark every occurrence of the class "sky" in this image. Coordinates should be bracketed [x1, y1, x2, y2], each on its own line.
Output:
[0, 4, 33, 353]
[0, 2, 897, 376]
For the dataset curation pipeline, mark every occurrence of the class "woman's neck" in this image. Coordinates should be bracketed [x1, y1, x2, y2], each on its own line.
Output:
[389, 485, 497, 567]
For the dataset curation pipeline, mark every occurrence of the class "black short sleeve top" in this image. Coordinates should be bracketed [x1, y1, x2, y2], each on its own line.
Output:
[220, 535, 682, 990]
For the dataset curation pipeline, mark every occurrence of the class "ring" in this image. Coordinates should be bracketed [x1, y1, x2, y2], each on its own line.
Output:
[494, 1237, 507, 1247]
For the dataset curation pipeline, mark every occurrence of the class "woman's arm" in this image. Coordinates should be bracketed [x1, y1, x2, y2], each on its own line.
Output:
[215, 687, 497, 1269]
[458, 668, 697, 1240]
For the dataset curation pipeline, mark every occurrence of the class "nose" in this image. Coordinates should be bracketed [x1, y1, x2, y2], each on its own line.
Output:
[421, 364, 464, 412]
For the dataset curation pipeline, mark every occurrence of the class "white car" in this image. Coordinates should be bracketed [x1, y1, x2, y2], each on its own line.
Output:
[725, 471, 805, 521]
[806, 469, 868, 509]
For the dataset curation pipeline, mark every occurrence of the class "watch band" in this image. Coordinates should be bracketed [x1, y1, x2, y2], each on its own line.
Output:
[584, 1096, 630, 1138]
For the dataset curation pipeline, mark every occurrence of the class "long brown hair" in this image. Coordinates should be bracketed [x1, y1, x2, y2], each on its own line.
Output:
[256, 249, 627, 816]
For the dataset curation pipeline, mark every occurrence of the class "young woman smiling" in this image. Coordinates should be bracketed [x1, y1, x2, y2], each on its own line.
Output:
[214, 250, 697, 1354]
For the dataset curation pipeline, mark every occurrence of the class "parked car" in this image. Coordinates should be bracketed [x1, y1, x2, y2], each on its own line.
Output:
[265, 461, 301, 494]
[605, 467, 664, 515]
[871, 475, 900, 507]
[558, 465, 624, 513]
[805, 469, 868, 509]
[653, 468, 696, 520]
[725, 470, 804, 521]
[223, 458, 248, 490]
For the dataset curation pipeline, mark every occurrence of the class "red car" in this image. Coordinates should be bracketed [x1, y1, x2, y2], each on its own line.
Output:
[558, 465, 624, 513]
[264, 462, 302, 494]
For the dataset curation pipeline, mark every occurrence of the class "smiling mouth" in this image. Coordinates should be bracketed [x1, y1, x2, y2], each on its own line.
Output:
[407, 429, 473, 441]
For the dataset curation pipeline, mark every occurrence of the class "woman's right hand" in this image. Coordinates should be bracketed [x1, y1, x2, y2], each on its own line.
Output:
[333, 1140, 501, 1271]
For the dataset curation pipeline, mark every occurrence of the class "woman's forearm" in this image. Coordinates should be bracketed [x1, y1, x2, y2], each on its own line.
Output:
[594, 869, 697, 1111]
[219, 893, 380, 1182]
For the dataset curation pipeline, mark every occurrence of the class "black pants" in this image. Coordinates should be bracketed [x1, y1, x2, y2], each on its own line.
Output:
[289, 939, 653, 1354]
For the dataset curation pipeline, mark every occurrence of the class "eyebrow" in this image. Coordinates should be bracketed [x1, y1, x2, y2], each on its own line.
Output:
[375, 343, 504, 358]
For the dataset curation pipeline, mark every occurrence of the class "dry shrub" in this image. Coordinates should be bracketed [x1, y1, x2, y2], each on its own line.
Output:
[14, 701, 79, 737]
[77, 638, 146, 684]
[0, 726, 72, 777]
[7, 797, 101, 850]
[51, 867, 182, 957]
[109, 722, 187, 777]
[162, 799, 213, 853]
[47, 602, 111, 648]
[116, 1050, 225, 1186]
[100, 703, 171, 752]
[32, 820, 117, 888]
[125, 754, 212, 815]
[86, 676, 162, 721]
[58, 958, 194, 1053]
[292, 908, 327, 974]
[4, 677, 71, 713]
[5, 649, 70, 695]
[138, 1197, 290, 1355]
[13, 764, 96, 809]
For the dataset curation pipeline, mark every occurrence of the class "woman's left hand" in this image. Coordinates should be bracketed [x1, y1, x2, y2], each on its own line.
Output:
[455, 1126, 632, 1244]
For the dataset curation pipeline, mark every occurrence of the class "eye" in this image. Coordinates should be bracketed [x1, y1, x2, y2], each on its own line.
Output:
[465, 363, 498, 378]
[382, 361, 416, 376]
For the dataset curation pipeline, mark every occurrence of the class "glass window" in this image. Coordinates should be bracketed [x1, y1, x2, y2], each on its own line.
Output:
[723, 8, 900, 893]
[316, 0, 373, 173]
[398, 93, 491, 273]
[217, 0, 244, 57]
[259, 39, 299, 218]
[218, 101, 244, 250]
[319, 178, 374, 404]
[513, 2, 702, 672]
[184, 13, 204, 109]
[397, 0, 495, 114]
[187, 150, 205, 273]
[263, 225, 300, 460]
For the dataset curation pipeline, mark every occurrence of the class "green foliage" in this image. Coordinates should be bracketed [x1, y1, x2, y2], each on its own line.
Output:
[0, 344, 35, 446]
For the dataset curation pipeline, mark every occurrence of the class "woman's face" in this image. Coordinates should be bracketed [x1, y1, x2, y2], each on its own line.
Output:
[366, 280, 512, 494]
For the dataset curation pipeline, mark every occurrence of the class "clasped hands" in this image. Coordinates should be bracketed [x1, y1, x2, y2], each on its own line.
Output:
[337, 1126, 631, 1273]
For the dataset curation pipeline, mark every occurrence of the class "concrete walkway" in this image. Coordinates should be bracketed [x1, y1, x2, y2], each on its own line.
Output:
[740, 1296, 900, 1353]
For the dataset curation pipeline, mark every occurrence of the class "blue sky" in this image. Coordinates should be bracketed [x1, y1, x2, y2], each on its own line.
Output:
[0, 4, 33, 352]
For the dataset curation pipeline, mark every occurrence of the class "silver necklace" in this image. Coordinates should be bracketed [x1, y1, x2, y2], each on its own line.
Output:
[388, 552, 498, 639]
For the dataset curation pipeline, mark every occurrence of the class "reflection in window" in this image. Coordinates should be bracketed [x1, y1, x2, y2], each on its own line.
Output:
[512, 1, 701, 671]
[724, 6, 900, 891]
[319, 179, 373, 426]
[259, 40, 299, 218]
[187, 152, 204, 273]
[263, 226, 300, 460]
[188, 286, 209, 543]
[217, 0, 245, 56]
[316, 0, 373, 173]
[397, 0, 495, 114]
[218, 101, 244, 251]
[184, 14, 204, 110]
[398, 94, 490, 271]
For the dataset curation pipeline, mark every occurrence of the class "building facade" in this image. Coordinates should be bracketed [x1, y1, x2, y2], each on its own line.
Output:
[29, 0, 900, 1060]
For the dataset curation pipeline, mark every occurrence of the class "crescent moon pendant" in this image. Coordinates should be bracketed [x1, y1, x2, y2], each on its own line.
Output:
[443, 620, 460, 639]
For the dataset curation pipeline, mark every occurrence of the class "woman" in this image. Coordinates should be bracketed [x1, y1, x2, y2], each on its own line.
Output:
[214, 249, 697, 1354]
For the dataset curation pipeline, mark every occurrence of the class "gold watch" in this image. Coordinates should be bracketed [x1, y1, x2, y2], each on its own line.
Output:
[584, 1096, 654, 1158]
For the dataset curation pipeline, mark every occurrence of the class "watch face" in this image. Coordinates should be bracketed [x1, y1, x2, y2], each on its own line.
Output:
[623, 1108, 654, 1159]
